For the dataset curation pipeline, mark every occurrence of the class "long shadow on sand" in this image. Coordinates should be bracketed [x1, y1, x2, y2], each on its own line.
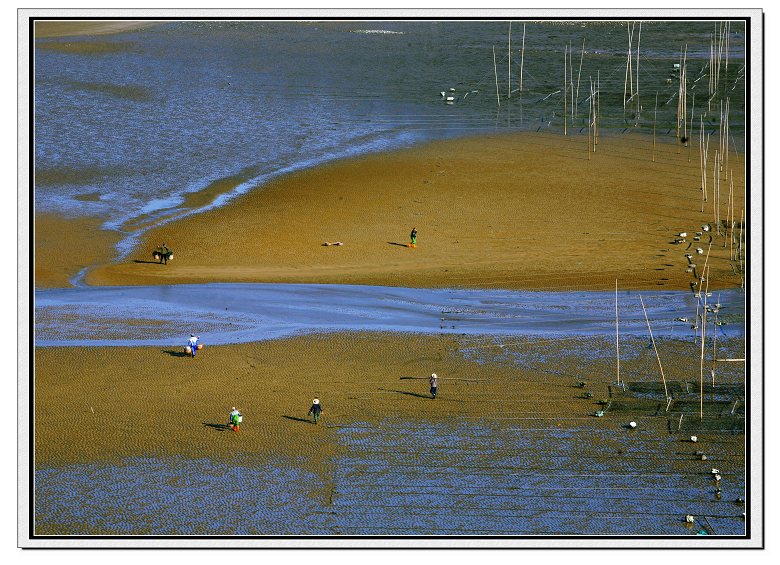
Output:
[380, 388, 432, 400]
[133, 260, 163, 264]
[163, 350, 190, 358]
[386, 242, 411, 248]
[283, 415, 314, 425]
[202, 422, 231, 432]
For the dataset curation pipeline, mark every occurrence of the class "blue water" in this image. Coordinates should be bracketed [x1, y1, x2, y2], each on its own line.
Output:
[34, 20, 745, 260]
[34, 284, 745, 346]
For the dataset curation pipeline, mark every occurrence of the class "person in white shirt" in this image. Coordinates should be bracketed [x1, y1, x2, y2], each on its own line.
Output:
[187, 334, 199, 357]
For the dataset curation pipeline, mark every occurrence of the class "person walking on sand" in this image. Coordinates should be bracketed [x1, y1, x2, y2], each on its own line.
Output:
[187, 334, 200, 357]
[155, 242, 172, 264]
[429, 373, 438, 399]
[228, 406, 242, 432]
[308, 398, 323, 424]
[410, 227, 418, 247]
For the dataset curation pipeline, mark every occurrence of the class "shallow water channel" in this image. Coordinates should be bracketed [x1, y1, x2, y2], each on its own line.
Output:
[34, 283, 745, 346]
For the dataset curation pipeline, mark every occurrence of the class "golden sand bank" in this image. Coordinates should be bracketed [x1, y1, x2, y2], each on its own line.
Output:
[85, 132, 744, 291]
[36, 331, 742, 468]
[34, 213, 121, 288]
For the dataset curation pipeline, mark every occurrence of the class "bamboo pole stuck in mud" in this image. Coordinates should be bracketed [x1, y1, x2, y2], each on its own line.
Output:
[639, 294, 669, 403]
[712, 297, 719, 386]
[699, 115, 705, 199]
[595, 70, 600, 147]
[588, 77, 592, 160]
[563, 44, 568, 135]
[624, 22, 630, 110]
[729, 175, 735, 257]
[699, 271, 708, 421]
[726, 174, 733, 251]
[507, 22, 511, 99]
[698, 242, 713, 298]
[718, 22, 724, 92]
[519, 24, 525, 93]
[739, 208, 744, 288]
[676, 46, 683, 152]
[569, 41, 574, 123]
[493, 45, 500, 108]
[653, 91, 658, 162]
[682, 45, 688, 148]
[725, 98, 730, 180]
[576, 38, 585, 121]
[615, 279, 621, 386]
[713, 149, 719, 231]
[725, 21, 730, 77]
[635, 22, 641, 118]
[688, 93, 695, 163]
[702, 132, 710, 212]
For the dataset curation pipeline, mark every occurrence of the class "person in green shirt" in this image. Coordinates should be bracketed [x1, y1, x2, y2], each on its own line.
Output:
[228, 406, 242, 432]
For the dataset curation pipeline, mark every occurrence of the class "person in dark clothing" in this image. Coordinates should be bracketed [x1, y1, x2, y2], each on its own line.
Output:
[429, 373, 438, 399]
[154, 243, 172, 264]
[410, 227, 417, 247]
[308, 398, 323, 424]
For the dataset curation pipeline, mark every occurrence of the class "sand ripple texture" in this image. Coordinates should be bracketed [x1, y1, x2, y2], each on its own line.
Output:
[35, 418, 745, 536]
[34, 284, 745, 346]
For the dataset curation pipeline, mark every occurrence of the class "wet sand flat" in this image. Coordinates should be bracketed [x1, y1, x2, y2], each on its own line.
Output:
[34, 213, 121, 288]
[75, 132, 744, 292]
[34, 332, 746, 535]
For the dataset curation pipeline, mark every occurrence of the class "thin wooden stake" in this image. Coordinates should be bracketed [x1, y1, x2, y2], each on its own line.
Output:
[595, 70, 599, 146]
[639, 294, 670, 402]
[688, 93, 695, 163]
[588, 77, 592, 160]
[636, 21, 641, 118]
[623, 21, 630, 109]
[615, 279, 620, 386]
[653, 91, 657, 162]
[739, 208, 744, 287]
[563, 44, 568, 135]
[683, 45, 688, 147]
[712, 298, 719, 385]
[519, 24, 526, 93]
[713, 149, 719, 229]
[699, 273, 707, 421]
[569, 41, 574, 122]
[729, 175, 735, 258]
[493, 45, 500, 108]
[576, 38, 585, 121]
[507, 21, 512, 99]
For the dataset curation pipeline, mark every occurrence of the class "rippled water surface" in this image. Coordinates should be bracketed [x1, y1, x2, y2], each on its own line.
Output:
[34, 20, 746, 258]
[34, 284, 745, 345]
